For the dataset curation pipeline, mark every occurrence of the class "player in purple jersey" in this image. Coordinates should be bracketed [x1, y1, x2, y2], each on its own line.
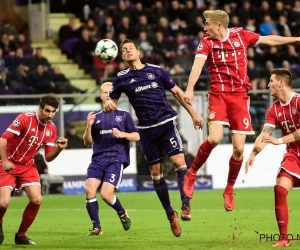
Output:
[83, 82, 139, 236]
[106, 39, 204, 237]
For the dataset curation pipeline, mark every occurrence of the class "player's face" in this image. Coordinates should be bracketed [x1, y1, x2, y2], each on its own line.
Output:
[38, 105, 57, 124]
[268, 74, 282, 97]
[101, 85, 112, 104]
[204, 19, 221, 39]
[121, 42, 140, 62]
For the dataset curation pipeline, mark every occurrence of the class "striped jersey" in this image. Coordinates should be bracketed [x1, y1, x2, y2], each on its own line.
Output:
[91, 109, 138, 167]
[265, 92, 300, 155]
[109, 63, 177, 128]
[1, 111, 57, 165]
[196, 27, 261, 93]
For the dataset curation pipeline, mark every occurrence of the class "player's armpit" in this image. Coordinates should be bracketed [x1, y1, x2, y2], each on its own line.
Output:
[262, 125, 274, 135]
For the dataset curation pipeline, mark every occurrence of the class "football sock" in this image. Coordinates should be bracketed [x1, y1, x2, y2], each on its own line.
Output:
[274, 185, 288, 238]
[176, 167, 190, 204]
[0, 207, 7, 224]
[86, 197, 101, 229]
[109, 195, 125, 216]
[152, 177, 174, 216]
[225, 156, 243, 193]
[17, 202, 40, 237]
[190, 139, 215, 175]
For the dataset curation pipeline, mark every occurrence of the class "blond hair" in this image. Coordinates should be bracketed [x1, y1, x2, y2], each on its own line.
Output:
[203, 10, 229, 28]
[270, 68, 293, 87]
[100, 82, 113, 94]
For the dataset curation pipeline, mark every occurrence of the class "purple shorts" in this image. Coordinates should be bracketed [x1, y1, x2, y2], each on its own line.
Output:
[139, 120, 184, 165]
[86, 162, 124, 189]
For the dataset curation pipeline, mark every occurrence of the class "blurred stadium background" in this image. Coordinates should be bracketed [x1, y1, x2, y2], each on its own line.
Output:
[0, 0, 297, 194]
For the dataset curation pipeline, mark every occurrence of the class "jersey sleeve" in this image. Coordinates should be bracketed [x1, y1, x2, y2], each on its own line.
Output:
[159, 68, 176, 90]
[44, 125, 57, 155]
[1, 113, 26, 139]
[195, 37, 210, 58]
[264, 105, 276, 127]
[109, 77, 123, 100]
[124, 112, 138, 133]
[241, 29, 261, 46]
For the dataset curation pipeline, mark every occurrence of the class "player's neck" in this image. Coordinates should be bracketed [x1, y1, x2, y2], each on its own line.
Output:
[278, 89, 293, 104]
[128, 61, 145, 70]
[217, 28, 228, 41]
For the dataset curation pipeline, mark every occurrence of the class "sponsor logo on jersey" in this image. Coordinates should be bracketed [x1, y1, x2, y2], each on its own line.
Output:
[135, 85, 151, 92]
[147, 73, 155, 80]
[115, 116, 122, 122]
[13, 119, 20, 127]
[151, 82, 158, 88]
[100, 129, 112, 134]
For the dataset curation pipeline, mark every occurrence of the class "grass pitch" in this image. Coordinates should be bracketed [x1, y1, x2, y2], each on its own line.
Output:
[2, 188, 300, 249]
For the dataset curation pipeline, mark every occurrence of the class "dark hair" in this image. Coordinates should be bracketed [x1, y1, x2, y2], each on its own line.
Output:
[119, 39, 139, 51]
[270, 68, 293, 87]
[39, 93, 59, 109]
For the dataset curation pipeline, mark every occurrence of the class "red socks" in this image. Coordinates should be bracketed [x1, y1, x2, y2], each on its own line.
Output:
[274, 185, 288, 238]
[190, 140, 215, 175]
[17, 202, 41, 237]
[225, 156, 243, 193]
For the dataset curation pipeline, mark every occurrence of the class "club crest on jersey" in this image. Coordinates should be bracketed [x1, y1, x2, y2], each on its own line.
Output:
[292, 107, 297, 115]
[45, 130, 51, 136]
[147, 73, 155, 80]
[151, 82, 158, 88]
[208, 110, 216, 119]
[197, 43, 203, 51]
[233, 40, 240, 47]
[13, 119, 20, 127]
[115, 116, 122, 122]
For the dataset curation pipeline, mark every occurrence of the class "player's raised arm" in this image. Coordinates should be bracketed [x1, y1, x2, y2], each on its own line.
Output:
[245, 125, 275, 173]
[184, 56, 206, 105]
[169, 85, 204, 130]
[260, 36, 300, 47]
[83, 111, 96, 147]
[105, 98, 118, 112]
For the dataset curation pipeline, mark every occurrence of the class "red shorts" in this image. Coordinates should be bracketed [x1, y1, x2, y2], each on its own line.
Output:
[207, 91, 254, 134]
[278, 152, 300, 187]
[0, 160, 40, 190]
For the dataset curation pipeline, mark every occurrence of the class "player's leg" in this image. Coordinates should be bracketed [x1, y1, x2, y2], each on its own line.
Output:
[101, 163, 130, 231]
[85, 178, 102, 235]
[223, 133, 246, 211]
[273, 170, 293, 247]
[85, 163, 103, 235]
[184, 123, 223, 199]
[225, 93, 254, 211]
[15, 184, 41, 245]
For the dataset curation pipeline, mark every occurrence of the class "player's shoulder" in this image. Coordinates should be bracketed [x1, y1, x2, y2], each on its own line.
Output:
[116, 109, 130, 115]
[17, 111, 36, 121]
[229, 27, 244, 33]
[117, 68, 130, 77]
[146, 63, 161, 69]
[293, 92, 300, 99]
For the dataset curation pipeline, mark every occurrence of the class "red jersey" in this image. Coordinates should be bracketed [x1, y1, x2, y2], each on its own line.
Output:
[265, 92, 300, 156]
[196, 27, 261, 93]
[1, 111, 57, 165]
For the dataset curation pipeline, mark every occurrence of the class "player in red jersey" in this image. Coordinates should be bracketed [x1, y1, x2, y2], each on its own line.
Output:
[245, 68, 299, 247]
[0, 93, 68, 245]
[183, 9, 300, 211]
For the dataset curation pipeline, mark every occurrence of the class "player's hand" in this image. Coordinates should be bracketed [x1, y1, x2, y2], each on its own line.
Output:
[112, 128, 124, 138]
[184, 89, 194, 105]
[245, 154, 255, 174]
[3, 160, 15, 173]
[105, 100, 117, 112]
[56, 137, 68, 149]
[87, 112, 96, 127]
[192, 114, 204, 130]
[262, 134, 279, 145]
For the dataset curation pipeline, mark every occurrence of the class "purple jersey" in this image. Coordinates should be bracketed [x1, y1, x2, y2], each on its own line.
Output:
[109, 63, 177, 127]
[91, 109, 138, 167]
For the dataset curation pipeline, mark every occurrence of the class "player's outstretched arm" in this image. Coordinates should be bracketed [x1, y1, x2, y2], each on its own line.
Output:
[83, 112, 95, 147]
[105, 99, 118, 112]
[260, 35, 300, 47]
[245, 125, 274, 174]
[170, 85, 204, 129]
[184, 57, 206, 105]
[263, 128, 300, 145]
[45, 137, 68, 162]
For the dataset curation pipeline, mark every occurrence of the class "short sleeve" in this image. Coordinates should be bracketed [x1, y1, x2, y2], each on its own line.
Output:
[109, 77, 123, 100]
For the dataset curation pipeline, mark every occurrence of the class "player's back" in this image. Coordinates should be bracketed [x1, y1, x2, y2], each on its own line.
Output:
[198, 27, 260, 92]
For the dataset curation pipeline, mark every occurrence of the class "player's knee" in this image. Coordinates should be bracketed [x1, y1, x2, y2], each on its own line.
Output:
[208, 137, 221, 146]
[0, 199, 10, 208]
[30, 195, 42, 204]
[233, 148, 244, 159]
[100, 192, 113, 203]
